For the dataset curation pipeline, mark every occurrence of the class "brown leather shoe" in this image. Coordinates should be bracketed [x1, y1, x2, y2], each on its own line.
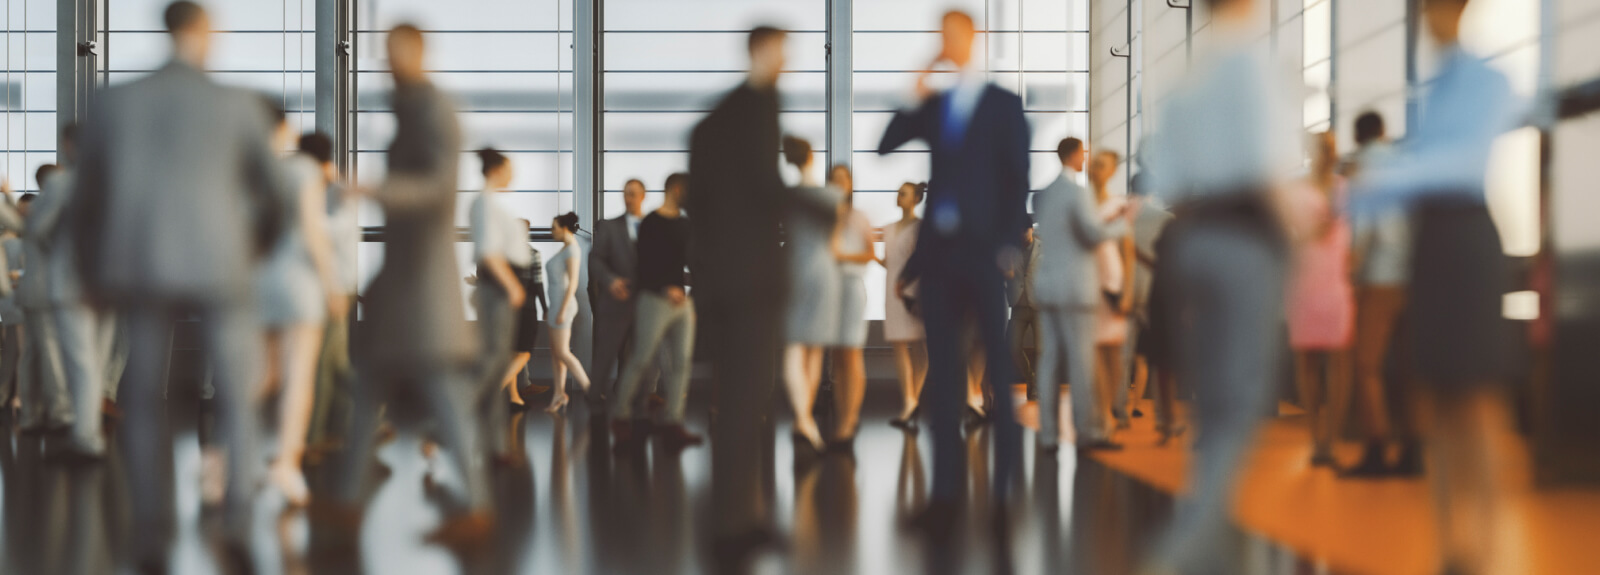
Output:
[655, 424, 704, 451]
[423, 512, 494, 552]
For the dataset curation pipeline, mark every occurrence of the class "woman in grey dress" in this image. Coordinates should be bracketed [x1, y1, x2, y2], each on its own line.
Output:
[828, 165, 877, 445]
[779, 136, 841, 452]
[253, 104, 342, 507]
[884, 182, 927, 428]
[545, 212, 592, 413]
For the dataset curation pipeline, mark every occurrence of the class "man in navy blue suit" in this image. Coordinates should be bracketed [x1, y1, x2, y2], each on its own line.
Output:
[878, 9, 1031, 526]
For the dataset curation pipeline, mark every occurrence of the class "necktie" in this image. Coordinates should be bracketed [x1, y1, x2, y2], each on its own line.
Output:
[941, 94, 966, 148]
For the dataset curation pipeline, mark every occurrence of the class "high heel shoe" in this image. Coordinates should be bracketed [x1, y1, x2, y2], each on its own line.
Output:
[792, 419, 825, 453]
[546, 394, 570, 414]
[889, 405, 921, 431]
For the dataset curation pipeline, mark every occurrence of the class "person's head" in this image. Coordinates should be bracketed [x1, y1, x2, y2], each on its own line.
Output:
[828, 164, 854, 200]
[1354, 111, 1386, 147]
[261, 96, 291, 149]
[1057, 137, 1087, 172]
[782, 135, 813, 171]
[747, 26, 788, 88]
[622, 179, 647, 217]
[552, 212, 580, 241]
[1423, 0, 1469, 44]
[35, 164, 60, 191]
[476, 148, 511, 190]
[663, 172, 690, 206]
[387, 24, 427, 83]
[1022, 221, 1035, 245]
[17, 193, 35, 218]
[1200, 0, 1256, 23]
[939, 11, 978, 69]
[164, 1, 212, 66]
[1088, 150, 1121, 197]
[299, 132, 334, 163]
[896, 182, 926, 212]
[59, 124, 78, 165]
[1311, 131, 1339, 181]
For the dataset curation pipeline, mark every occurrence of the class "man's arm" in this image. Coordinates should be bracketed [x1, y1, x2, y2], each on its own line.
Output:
[877, 97, 937, 155]
[589, 219, 620, 292]
[997, 93, 1033, 252]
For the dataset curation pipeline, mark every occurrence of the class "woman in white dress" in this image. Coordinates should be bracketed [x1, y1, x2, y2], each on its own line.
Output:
[827, 165, 877, 446]
[883, 182, 927, 429]
[255, 108, 344, 507]
[545, 212, 592, 412]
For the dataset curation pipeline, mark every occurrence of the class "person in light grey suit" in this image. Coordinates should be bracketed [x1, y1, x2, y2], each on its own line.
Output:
[66, 3, 287, 570]
[1030, 138, 1129, 451]
[590, 179, 653, 408]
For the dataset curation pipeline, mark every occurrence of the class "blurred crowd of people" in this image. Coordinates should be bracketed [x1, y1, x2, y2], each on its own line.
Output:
[0, 0, 1529, 573]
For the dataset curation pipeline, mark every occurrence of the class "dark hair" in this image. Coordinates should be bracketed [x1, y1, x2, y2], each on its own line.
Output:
[60, 124, 78, 148]
[553, 212, 580, 233]
[164, 1, 206, 33]
[781, 135, 812, 168]
[18, 193, 35, 205]
[748, 26, 786, 55]
[663, 172, 690, 196]
[622, 178, 646, 193]
[298, 132, 334, 164]
[1354, 111, 1386, 146]
[35, 164, 60, 189]
[909, 182, 928, 202]
[1057, 138, 1085, 162]
[262, 95, 287, 127]
[476, 147, 508, 178]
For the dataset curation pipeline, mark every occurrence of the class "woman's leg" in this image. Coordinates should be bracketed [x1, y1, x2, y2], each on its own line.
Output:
[891, 342, 916, 420]
[966, 347, 987, 415]
[831, 347, 866, 439]
[1095, 343, 1124, 430]
[912, 341, 929, 401]
[504, 352, 531, 405]
[550, 327, 570, 406]
[1295, 350, 1335, 463]
[271, 322, 324, 505]
[256, 330, 285, 403]
[554, 328, 591, 392]
[1035, 309, 1065, 447]
[784, 344, 823, 447]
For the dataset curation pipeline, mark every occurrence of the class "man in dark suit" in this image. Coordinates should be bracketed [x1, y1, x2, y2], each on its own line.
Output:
[878, 10, 1031, 523]
[590, 179, 651, 408]
[687, 25, 788, 566]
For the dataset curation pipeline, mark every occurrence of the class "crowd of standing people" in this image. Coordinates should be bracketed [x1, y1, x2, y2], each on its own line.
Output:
[0, 0, 1525, 574]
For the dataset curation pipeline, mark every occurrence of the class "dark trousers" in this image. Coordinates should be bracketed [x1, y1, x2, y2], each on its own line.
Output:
[921, 263, 1020, 502]
[701, 296, 778, 537]
[1008, 305, 1039, 386]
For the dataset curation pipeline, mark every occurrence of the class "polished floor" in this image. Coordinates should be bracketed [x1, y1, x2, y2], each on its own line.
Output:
[0, 384, 1320, 575]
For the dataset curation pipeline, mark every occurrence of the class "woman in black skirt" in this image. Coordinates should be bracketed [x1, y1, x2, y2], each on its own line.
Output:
[505, 218, 548, 408]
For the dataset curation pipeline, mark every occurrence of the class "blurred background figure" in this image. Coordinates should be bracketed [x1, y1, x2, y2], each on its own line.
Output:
[1343, 110, 1421, 478]
[687, 24, 788, 565]
[12, 176, 61, 440]
[877, 9, 1031, 525]
[0, 183, 20, 418]
[253, 100, 342, 508]
[331, 22, 489, 547]
[1122, 159, 1174, 437]
[304, 131, 358, 462]
[884, 182, 928, 430]
[1352, 0, 1523, 570]
[507, 218, 548, 405]
[779, 136, 840, 453]
[66, 2, 288, 570]
[591, 178, 647, 410]
[1088, 150, 1136, 433]
[1137, 0, 1301, 571]
[828, 164, 875, 448]
[467, 147, 528, 459]
[1286, 132, 1354, 470]
[1032, 137, 1128, 453]
[609, 173, 700, 450]
[1005, 217, 1041, 402]
[545, 212, 592, 413]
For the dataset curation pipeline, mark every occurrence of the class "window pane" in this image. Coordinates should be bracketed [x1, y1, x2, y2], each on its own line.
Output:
[605, 0, 825, 31]
[606, 32, 826, 72]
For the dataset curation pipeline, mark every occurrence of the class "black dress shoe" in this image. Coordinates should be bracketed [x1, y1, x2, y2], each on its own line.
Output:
[889, 406, 921, 431]
[1338, 442, 1393, 479]
[1392, 441, 1424, 477]
[1076, 439, 1124, 452]
[1037, 442, 1060, 455]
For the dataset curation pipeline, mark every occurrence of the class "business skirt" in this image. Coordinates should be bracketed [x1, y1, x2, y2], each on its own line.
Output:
[1407, 196, 1518, 386]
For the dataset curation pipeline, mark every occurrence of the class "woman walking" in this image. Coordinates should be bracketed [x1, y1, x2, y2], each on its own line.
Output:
[884, 182, 928, 429]
[545, 212, 593, 413]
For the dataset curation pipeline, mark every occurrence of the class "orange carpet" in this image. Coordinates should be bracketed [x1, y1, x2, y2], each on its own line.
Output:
[1019, 388, 1600, 575]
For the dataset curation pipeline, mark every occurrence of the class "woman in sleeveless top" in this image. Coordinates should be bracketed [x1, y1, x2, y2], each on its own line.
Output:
[545, 212, 592, 412]
[884, 182, 927, 429]
[779, 137, 841, 452]
[828, 165, 877, 446]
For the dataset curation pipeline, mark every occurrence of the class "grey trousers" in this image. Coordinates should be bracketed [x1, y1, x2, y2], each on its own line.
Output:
[337, 362, 484, 515]
[1008, 305, 1039, 385]
[475, 288, 517, 455]
[0, 323, 20, 404]
[613, 291, 695, 423]
[1113, 321, 1141, 425]
[19, 308, 70, 429]
[56, 302, 118, 449]
[1036, 306, 1106, 446]
[120, 302, 261, 558]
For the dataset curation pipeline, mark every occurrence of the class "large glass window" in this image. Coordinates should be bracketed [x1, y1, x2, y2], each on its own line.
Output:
[601, 0, 825, 218]
[2, 0, 55, 191]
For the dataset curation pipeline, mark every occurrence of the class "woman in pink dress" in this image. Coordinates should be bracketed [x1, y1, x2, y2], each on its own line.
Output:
[1287, 132, 1355, 468]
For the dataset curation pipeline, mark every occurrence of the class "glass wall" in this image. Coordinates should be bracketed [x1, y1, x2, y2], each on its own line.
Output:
[2, 0, 55, 191]
[600, 0, 825, 218]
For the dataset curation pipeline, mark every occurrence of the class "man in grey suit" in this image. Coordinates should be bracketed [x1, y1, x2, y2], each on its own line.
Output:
[1030, 138, 1129, 451]
[590, 179, 652, 408]
[68, 3, 287, 570]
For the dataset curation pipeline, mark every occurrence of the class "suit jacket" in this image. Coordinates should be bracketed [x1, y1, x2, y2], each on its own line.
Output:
[878, 84, 1031, 283]
[1129, 203, 1173, 312]
[19, 171, 71, 308]
[71, 60, 289, 304]
[1005, 238, 1043, 309]
[589, 214, 637, 323]
[1031, 174, 1127, 309]
[687, 83, 787, 311]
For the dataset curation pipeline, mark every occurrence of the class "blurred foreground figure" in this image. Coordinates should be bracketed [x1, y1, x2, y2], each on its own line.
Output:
[331, 23, 489, 545]
[1138, 0, 1299, 571]
[1352, 0, 1521, 571]
[877, 9, 1030, 524]
[67, 2, 287, 570]
[687, 25, 788, 565]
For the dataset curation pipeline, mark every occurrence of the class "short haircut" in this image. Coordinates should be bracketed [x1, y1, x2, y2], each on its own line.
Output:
[664, 173, 690, 195]
[943, 10, 976, 30]
[1057, 138, 1085, 162]
[748, 26, 786, 55]
[35, 164, 60, 189]
[1097, 149, 1122, 165]
[475, 148, 508, 178]
[164, 1, 206, 33]
[1354, 111, 1386, 146]
[781, 135, 812, 168]
[554, 212, 580, 232]
[389, 23, 424, 48]
[622, 179, 647, 194]
[60, 124, 78, 148]
[903, 182, 927, 203]
[299, 132, 334, 164]
[262, 95, 287, 127]
[18, 193, 35, 205]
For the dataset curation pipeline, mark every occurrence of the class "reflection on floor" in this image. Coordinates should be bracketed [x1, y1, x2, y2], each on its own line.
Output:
[0, 384, 1360, 575]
